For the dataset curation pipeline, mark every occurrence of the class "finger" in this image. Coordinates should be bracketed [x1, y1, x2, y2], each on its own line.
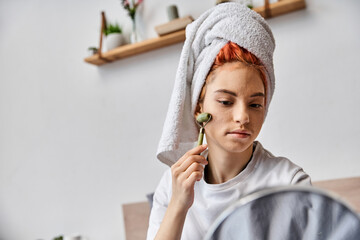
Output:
[184, 171, 203, 188]
[172, 155, 207, 178]
[182, 162, 205, 180]
[173, 144, 208, 167]
[172, 155, 206, 179]
[178, 155, 207, 173]
[185, 144, 208, 157]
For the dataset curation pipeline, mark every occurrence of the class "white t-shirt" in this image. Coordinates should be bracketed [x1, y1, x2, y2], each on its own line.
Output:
[147, 142, 311, 240]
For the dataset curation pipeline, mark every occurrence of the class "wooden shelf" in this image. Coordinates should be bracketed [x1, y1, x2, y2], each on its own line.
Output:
[254, 0, 306, 19]
[84, 30, 185, 66]
[84, 0, 306, 66]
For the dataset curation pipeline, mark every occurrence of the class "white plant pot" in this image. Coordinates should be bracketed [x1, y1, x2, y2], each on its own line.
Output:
[105, 33, 123, 51]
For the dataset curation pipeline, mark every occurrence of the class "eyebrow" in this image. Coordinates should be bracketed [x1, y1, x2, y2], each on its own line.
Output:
[214, 89, 237, 96]
[250, 92, 265, 98]
[214, 89, 265, 98]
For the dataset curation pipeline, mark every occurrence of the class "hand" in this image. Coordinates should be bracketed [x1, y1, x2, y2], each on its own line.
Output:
[169, 144, 208, 212]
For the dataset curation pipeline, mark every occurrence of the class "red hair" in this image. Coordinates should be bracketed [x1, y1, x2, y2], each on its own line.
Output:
[197, 42, 267, 111]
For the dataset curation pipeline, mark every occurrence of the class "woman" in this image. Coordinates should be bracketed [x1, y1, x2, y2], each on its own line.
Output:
[147, 3, 311, 240]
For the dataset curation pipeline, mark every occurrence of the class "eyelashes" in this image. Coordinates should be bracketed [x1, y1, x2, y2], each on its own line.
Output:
[250, 104, 263, 108]
[217, 100, 263, 109]
[218, 100, 232, 106]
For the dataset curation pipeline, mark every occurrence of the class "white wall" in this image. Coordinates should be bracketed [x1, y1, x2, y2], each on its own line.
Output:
[0, 0, 359, 239]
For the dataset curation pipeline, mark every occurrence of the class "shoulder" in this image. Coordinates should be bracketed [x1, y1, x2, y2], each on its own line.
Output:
[252, 142, 311, 186]
[153, 168, 172, 202]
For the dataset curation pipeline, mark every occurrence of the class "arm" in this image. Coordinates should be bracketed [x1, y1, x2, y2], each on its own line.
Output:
[154, 144, 208, 240]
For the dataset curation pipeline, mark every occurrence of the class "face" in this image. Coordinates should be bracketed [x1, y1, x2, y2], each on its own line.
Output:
[198, 62, 266, 154]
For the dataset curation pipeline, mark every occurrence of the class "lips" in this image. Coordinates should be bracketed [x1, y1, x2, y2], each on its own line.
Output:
[227, 129, 251, 138]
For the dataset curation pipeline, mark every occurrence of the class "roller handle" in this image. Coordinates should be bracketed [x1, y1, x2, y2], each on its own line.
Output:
[197, 127, 205, 146]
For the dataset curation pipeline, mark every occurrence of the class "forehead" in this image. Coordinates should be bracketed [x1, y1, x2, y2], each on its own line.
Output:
[207, 62, 264, 93]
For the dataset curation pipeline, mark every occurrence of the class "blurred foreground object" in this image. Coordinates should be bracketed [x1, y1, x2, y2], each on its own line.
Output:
[204, 186, 360, 240]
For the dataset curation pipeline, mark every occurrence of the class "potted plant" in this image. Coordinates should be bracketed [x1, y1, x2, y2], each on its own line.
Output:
[104, 22, 123, 51]
[87, 46, 98, 56]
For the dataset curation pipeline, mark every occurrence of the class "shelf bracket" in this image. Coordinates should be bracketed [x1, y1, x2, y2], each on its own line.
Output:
[98, 11, 108, 61]
[264, 0, 272, 18]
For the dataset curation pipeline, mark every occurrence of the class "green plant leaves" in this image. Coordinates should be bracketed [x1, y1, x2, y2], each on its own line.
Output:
[103, 23, 122, 36]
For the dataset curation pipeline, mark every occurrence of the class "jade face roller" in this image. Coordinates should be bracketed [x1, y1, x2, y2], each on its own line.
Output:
[196, 113, 212, 146]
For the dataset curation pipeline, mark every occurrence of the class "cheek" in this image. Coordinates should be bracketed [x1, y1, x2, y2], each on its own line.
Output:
[203, 105, 227, 123]
[202, 98, 229, 117]
[251, 112, 265, 129]
[205, 111, 230, 135]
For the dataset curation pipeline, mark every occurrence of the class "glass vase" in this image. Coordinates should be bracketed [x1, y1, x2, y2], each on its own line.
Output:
[130, 18, 140, 44]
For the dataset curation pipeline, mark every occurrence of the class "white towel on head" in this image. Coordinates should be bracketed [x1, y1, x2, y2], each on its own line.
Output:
[157, 2, 276, 166]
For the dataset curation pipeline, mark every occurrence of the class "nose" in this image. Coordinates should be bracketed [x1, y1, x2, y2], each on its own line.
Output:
[233, 105, 250, 126]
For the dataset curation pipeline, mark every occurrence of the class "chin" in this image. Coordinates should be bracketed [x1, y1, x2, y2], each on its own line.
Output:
[223, 140, 254, 153]
[207, 134, 255, 153]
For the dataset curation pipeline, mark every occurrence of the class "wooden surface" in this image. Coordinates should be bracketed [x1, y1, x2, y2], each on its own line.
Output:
[84, 0, 307, 66]
[122, 202, 151, 240]
[84, 30, 186, 66]
[155, 16, 193, 36]
[254, 0, 306, 19]
[123, 176, 360, 240]
[313, 176, 360, 213]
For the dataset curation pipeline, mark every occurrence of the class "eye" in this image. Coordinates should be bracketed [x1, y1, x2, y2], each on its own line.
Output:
[218, 100, 233, 106]
[250, 104, 263, 108]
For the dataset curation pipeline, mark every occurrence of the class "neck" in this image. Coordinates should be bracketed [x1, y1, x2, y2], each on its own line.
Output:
[205, 143, 254, 184]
